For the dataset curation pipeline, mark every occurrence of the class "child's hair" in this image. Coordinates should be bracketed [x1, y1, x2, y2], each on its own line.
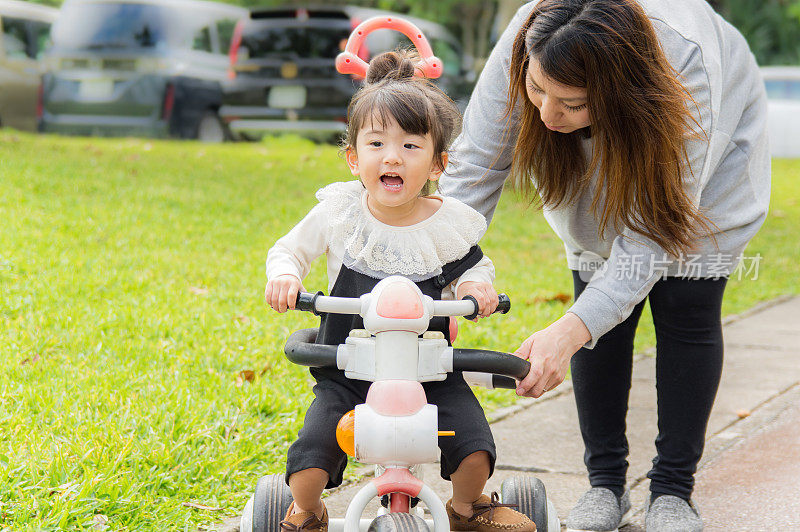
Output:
[344, 49, 461, 196]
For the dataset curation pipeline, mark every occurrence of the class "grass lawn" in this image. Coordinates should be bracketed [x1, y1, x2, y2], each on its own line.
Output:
[1, 131, 797, 530]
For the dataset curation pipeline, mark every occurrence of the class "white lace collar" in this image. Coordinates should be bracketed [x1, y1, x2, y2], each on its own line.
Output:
[316, 180, 487, 279]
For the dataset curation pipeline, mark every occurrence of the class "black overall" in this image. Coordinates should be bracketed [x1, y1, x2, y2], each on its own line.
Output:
[285, 246, 497, 489]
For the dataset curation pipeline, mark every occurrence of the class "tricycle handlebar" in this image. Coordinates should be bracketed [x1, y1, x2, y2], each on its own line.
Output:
[293, 291, 511, 319]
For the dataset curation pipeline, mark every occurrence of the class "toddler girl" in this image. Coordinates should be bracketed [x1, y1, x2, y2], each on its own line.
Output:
[265, 50, 534, 532]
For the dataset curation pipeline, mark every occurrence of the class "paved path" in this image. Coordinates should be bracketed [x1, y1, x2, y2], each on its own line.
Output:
[216, 295, 800, 531]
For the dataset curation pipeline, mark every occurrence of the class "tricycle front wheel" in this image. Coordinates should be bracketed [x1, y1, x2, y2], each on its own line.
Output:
[241, 474, 294, 532]
[368, 512, 430, 532]
[501, 475, 555, 532]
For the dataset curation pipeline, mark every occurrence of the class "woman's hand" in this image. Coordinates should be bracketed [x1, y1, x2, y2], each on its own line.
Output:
[456, 281, 500, 319]
[265, 275, 305, 313]
[514, 312, 591, 397]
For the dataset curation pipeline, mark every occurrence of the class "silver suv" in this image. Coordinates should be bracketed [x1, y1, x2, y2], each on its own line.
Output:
[40, 0, 246, 141]
[220, 5, 474, 141]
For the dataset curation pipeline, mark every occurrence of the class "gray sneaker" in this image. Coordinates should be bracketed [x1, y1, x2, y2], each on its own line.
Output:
[645, 495, 703, 532]
[566, 487, 632, 532]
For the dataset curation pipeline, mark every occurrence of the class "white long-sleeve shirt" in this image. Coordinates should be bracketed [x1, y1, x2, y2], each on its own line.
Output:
[441, 0, 770, 347]
[267, 181, 495, 298]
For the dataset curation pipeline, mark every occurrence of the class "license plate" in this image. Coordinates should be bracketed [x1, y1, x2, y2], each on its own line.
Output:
[268, 86, 306, 109]
[79, 78, 114, 99]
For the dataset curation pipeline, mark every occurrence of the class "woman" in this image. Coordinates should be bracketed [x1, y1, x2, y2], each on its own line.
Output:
[440, 0, 770, 530]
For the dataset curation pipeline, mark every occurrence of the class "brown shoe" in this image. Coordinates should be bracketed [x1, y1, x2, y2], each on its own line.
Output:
[447, 492, 536, 532]
[280, 501, 328, 531]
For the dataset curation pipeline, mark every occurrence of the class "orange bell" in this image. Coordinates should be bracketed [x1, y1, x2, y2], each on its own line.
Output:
[336, 409, 356, 456]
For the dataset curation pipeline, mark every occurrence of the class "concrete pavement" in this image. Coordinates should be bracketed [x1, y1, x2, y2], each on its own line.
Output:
[216, 295, 800, 531]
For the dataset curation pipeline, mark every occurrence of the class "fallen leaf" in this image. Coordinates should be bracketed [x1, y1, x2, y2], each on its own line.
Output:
[189, 286, 209, 296]
[182, 501, 223, 511]
[735, 409, 750, 419]
[20, 354, 40, 366]
[234, 314, 250, 324]
[92, 514, 109, 530]
[50, 481, 78, 495]
[239, 370, 255, 383]
[259, 363, 273, 376]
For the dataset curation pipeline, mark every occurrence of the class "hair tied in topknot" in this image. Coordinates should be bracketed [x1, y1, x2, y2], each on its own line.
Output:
[365, 50, 418, 84]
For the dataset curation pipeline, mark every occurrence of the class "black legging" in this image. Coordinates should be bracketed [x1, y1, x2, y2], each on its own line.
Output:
[570, 271, 727, 501]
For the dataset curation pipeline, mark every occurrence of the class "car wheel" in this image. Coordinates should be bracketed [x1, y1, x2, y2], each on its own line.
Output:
[241, 474, 293, 532]
[196, 111, 227, 143]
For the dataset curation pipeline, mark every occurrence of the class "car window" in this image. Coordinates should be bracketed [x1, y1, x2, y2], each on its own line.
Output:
[432, 39, 461, 77]
[242, 24, 350, 59]
[217, 18, 237, 55]
[2, 16, 30, 59]
[192, 26, 212, 52]
[51, 2, 237, 51]
[52, 3, 172, 49]
[28, 20, 52, 59]
[764, 79, 800, 101]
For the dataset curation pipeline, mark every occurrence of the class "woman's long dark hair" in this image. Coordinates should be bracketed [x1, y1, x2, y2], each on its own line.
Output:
[508, 0, 711, 256]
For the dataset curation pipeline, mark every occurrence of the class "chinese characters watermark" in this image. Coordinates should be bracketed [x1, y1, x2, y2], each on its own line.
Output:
[577, 251, 762, 282]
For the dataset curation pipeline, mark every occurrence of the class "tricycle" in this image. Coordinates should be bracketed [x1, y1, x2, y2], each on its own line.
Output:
[240, 275, 560, 532]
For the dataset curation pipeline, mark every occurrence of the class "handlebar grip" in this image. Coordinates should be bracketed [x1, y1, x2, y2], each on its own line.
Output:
[496, 293, 511, 314]
[462, 293, 511, 320]
[452, 348, 531, 380]
[492, 375, 518, 389]
[295, 291, 323, 315]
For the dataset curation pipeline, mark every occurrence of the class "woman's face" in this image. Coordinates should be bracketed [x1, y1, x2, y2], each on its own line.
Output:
[525, 57, 591, 133]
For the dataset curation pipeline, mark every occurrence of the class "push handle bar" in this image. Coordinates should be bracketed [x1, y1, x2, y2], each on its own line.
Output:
[335, 16, 443, 79]
[284, 328, 338, 367]
[451, 348, 530, 380]
[283, 328, 532, 386]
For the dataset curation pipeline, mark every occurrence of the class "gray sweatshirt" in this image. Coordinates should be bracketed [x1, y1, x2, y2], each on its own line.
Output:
[440, 0, 771, 348]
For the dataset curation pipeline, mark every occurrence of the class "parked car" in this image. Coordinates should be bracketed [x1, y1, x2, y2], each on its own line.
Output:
[219, 5, 474, 140]
[0, 0, 57, 132]
[761, 66, 800, 158]
[39, 0, 246, 141]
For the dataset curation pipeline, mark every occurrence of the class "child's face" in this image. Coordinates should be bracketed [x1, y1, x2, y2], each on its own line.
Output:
[346, 113, 444, 213]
